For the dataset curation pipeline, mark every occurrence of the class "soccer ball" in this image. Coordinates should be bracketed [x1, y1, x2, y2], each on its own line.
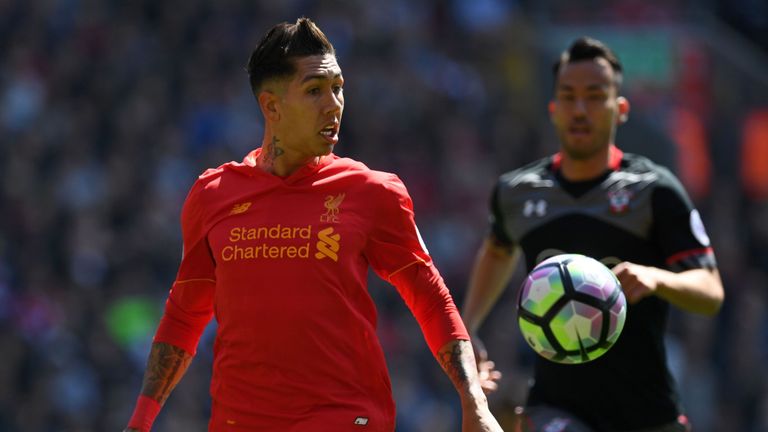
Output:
[517, 254, 627, 364]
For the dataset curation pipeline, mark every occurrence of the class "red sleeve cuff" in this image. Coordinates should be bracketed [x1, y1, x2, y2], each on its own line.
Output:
[127, 395, 161, 432]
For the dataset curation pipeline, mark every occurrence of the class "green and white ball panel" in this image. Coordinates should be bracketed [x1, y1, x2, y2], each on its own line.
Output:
[607, 299, 627, 344]
[566, 256, 618, 301]
[519, 318, 558, 360]
[516, 253, 628, 364]
[550, 300, 603, 351]
[520, 266, 564, 318]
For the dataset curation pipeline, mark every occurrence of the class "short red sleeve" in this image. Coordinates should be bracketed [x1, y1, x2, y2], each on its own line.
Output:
[153, 181, 215, 354]
[364, 174, 431, 281]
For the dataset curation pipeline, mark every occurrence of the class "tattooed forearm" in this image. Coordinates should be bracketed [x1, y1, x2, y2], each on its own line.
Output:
[436, 340, 477, 392]
[140, 342, 193, 405]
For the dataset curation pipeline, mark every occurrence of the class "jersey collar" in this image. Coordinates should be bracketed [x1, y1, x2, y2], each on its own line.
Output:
[231, 148, 336, 184]
[551, 144, 624, 172]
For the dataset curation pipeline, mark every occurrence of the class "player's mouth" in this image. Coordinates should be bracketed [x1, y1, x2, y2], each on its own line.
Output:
[319, 122, 340, 145]
[568, 124, 591, 138]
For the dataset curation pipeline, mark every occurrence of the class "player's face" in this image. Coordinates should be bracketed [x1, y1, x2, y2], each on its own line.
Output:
[275, 54, 344, 158]
[550, 58, 626, 160]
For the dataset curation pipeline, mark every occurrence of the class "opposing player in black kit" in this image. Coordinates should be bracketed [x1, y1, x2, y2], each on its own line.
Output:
[462, 37, 724, 432]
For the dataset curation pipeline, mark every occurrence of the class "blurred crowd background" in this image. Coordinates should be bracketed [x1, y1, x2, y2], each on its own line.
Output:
[0, 0, 767, 431]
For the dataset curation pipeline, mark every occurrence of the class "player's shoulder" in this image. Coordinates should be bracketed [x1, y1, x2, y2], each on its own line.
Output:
[175, 163, 230, 219]
[328, 157, 413, 205]
[620, 152, 665, 174]
[331, 156, 403, 186]
[619, 152, 683, 190]
[497, 156, 553, 191]
[325, 155, 374, 177]
[200, 164, 228, 181]
[190, 162, 231, 191]
[181, 159, 252, 208]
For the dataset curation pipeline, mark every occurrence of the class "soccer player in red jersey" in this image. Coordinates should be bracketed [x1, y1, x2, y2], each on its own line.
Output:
[124, 18, 503, 432]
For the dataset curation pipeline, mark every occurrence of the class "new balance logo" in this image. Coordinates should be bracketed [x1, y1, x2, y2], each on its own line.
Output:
[230, 202, 252, 215]
[353, 417, 369, 426]
[315, 227, 340, 261]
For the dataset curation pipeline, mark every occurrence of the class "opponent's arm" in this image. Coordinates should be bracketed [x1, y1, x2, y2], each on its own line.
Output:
[123, 342, 194, 432]
[644, 177, 724, 315]
[462, 238, 520, 336]
[613, 263, 723, 315]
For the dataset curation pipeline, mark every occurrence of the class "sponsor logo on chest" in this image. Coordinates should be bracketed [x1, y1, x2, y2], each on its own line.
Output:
[220, 194, 345, 262]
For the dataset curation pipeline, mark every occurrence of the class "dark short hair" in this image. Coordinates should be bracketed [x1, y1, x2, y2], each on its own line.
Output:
[246, 17, 335, 95]
[553, 37, 623, 88]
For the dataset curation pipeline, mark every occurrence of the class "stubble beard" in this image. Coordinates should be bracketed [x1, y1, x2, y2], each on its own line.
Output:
[559, 128, 612, 161]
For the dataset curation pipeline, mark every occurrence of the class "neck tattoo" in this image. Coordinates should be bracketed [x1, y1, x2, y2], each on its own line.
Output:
[259, 136, 284, 170]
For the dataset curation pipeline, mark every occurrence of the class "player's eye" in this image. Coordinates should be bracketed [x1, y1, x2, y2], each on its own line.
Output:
[587, 93, 606, 101]
[332, 85, 343, 95]
[307, 87, 320, 95]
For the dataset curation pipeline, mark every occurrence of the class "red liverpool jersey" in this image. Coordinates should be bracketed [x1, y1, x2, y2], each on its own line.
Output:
[153, 149, 468, 431]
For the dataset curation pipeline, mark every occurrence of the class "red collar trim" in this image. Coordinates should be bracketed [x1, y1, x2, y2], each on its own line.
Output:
[236, 148, 335, 182]
[551, 145, 623, 172]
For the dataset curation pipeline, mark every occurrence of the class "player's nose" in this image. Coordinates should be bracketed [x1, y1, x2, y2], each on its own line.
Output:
[573, 98, 588, 115]
[323, 92, 343, 116]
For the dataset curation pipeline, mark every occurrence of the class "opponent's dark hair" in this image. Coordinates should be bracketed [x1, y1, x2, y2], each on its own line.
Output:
[553, 36, 623, 88]
[246, 17, 335, 95]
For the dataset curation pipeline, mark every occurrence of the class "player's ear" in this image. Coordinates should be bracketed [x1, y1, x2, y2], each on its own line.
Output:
[258, 90, 280, 122]
[548, 100, 556, 119]
[617, 97, 630, 124]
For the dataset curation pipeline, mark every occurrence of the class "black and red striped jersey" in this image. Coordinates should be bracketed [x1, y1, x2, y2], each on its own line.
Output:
[490, 145, 717, 431]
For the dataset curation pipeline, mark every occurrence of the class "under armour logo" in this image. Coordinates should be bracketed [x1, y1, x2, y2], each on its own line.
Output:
[523, 199, 547, 217]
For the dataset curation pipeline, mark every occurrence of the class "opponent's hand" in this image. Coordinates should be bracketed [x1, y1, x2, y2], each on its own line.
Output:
[470, 335, 502, 394]
[613, 261, 661, 304]
[478, 359, 502, 394]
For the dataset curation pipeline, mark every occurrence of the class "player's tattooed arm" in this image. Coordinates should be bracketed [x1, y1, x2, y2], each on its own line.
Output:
[139, 342, 193, 405]
[437, 340, 503, 431]
[436, 339, 486, 404]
